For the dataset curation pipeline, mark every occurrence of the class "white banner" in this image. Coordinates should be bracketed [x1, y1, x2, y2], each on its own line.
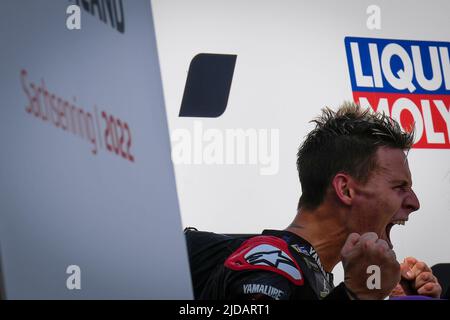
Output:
[0, 0, 192, 299]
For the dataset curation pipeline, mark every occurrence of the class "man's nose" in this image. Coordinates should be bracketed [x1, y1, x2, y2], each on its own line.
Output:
[404, 189, 420, 212]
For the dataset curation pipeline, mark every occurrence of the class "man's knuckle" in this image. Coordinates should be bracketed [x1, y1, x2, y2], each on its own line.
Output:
[417, 261, 426, 269]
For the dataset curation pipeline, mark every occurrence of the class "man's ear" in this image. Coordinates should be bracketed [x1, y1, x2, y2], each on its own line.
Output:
[331, 173, 354, 206]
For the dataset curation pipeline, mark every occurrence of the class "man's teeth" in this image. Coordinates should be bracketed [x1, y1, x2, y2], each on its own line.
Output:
[391, 220, 407, 225]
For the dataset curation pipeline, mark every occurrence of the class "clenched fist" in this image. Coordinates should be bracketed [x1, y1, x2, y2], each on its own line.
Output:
[341, 232, 400, 300]
[390, 257, 442, 298]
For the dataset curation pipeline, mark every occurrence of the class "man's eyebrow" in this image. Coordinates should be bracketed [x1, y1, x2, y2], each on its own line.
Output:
[389, 179, 412, 187]
[389, 179, 407, 185]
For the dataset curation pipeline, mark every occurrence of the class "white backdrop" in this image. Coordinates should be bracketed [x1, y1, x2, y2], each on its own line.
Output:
[152, 0, 450, 284]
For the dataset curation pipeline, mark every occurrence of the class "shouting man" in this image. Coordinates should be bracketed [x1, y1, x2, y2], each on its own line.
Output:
[186, 102, 442, 300]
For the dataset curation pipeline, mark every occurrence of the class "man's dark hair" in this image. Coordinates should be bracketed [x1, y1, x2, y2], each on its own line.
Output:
[296, 102, 414, 210]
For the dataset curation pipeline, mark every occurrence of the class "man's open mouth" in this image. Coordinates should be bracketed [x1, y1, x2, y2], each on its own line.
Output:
[385, 219, 408, 249]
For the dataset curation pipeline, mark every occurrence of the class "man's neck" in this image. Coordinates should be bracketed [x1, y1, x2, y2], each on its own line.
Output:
[285, 205, 348, 273]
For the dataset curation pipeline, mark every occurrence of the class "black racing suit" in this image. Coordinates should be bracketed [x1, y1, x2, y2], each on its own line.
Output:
[185, 228, 350, 300]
